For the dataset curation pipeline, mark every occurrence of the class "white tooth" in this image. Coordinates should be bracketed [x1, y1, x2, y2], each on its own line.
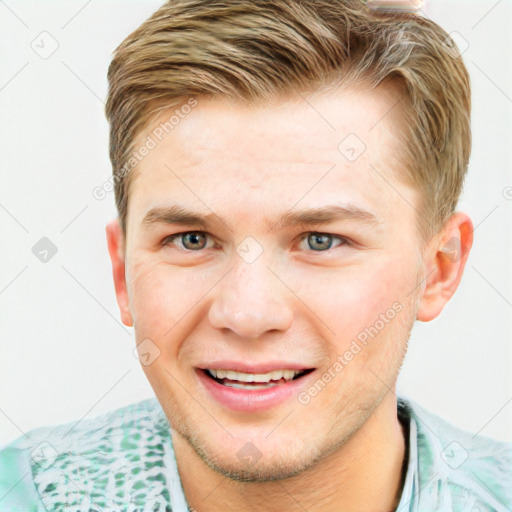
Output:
[223, 381, 279, 389]
[252, 373, 272, 383]
[282, 369, 296, 380]
[208, 368, 302, 383]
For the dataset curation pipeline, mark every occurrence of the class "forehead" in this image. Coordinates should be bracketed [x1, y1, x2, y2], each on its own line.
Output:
[148, 85, 403, 163]
[127, 84, 414, 231]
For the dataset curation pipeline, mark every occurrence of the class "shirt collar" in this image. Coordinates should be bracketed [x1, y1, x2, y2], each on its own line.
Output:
[395, 396, 420, 511]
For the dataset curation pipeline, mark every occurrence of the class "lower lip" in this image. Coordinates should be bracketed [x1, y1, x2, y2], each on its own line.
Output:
[196, 369, 315, 412]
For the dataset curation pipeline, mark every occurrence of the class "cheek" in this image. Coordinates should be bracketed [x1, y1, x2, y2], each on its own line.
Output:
[291, 251, 419, 359]
[319, 262, 409, 324]
[127, 259, 218, 349]
[127, 260, 186, 337]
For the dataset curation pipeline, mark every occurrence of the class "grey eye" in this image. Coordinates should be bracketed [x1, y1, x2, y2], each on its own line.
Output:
[307, 233, 334, 251]
[181, 232, 207, 250]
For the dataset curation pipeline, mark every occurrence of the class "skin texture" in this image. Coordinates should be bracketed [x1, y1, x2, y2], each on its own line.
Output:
[106, 84, 473, 511]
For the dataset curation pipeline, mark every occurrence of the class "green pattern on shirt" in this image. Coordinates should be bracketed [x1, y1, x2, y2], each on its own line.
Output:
[0, 396, 510, 511]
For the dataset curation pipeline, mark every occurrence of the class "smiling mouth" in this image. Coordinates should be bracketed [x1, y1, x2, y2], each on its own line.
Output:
[203, 368, 315, 389]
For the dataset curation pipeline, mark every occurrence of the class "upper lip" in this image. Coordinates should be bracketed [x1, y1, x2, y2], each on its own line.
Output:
[197, 361, 315, 373]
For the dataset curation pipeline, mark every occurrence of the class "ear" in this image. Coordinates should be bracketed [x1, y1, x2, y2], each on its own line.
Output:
[416, 212, 474, 322]
[106, 219, 133, 327]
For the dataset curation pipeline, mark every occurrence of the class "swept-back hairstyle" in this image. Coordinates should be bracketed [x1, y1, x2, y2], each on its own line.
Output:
[105, 0, 471, 238]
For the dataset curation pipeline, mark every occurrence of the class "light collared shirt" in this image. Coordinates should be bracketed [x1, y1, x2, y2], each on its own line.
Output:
[0, 395, 510, 511]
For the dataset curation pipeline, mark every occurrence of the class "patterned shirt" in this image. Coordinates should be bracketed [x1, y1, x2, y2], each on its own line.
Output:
[0, 395, 510, 511]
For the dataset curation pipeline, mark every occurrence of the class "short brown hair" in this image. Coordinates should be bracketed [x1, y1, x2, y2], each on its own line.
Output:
[105, 0, 471, 239]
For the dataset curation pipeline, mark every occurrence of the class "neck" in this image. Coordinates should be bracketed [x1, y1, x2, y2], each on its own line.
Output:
[172, 393, 407, 512]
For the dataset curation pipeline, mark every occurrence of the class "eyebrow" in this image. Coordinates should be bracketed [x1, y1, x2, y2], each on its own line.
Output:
[140, 204, 381, 232]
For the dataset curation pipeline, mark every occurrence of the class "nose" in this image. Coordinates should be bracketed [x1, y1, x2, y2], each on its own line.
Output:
[208, 256, 294, 339]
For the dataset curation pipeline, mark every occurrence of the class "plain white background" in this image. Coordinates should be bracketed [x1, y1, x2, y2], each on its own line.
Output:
[0, 0, 511, 447]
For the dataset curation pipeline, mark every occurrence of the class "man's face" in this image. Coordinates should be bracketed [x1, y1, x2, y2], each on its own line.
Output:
[121, 85, 424, 480]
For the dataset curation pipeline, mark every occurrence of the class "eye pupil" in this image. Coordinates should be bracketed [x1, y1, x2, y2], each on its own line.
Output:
[183, 232, 206, 250]
[308, 233, 332, 251]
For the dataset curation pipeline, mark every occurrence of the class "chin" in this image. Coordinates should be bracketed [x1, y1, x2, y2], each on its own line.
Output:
[167, 412, 323, 482]
[188, 433, 320, 483]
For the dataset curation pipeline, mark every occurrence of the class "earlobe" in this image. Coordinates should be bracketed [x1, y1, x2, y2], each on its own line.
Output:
[106, 219, 133, 327]
[416, 212, 474, 322]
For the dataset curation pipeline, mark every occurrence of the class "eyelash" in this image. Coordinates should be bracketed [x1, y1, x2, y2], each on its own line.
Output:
[161, 231, 351, 252]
